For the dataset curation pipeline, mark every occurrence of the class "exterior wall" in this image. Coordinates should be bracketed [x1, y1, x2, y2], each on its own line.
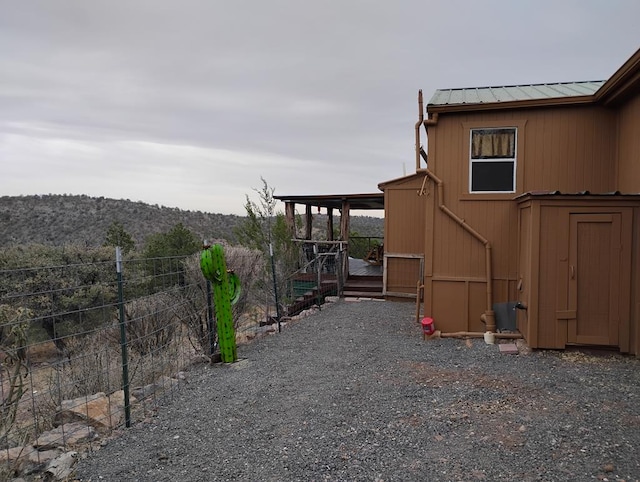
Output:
[382, 176, 426, 296]
[617, 91, 640, 192]
[516, 204, 532, 342]
[516, 197, 637, 354]
[424, 104, 618, 332]
[615, 87, 640, 356]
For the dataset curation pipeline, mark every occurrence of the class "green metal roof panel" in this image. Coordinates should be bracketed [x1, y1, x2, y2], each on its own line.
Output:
[428, 80, 606, 107]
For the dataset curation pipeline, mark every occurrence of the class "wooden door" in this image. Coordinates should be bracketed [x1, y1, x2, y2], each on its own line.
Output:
[567, 213, 621, 346]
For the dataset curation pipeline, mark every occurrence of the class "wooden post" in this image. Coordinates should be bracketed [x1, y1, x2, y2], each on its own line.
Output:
[285, 202, 296, 239]
[340, 200, 350, 241]
[340, 200, 350, 279]
[327, 208, 334, 241]
[305, 204, 312, 240]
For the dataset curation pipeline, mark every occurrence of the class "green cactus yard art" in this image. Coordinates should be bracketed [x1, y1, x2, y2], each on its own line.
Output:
[200, 244, 242, 363]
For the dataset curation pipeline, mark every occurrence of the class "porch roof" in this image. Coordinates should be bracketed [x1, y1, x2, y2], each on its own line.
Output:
[274, 193, 384, 211]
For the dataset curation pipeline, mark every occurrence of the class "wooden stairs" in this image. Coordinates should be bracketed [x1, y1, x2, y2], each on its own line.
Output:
[287, 275, 338, 316]
[342, 275, 384, 299]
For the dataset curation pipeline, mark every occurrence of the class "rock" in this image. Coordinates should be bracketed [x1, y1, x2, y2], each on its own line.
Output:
[44, 451, 78, 481]
[34, 422, 97, 450]
[54, 390, 133, 433]
[603, 463, 615, 472]
[515, 338, 532, 354]
[0, 446, 62, 476]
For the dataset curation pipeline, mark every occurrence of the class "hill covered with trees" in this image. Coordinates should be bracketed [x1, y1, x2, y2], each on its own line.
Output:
[0, 194, 383, 248]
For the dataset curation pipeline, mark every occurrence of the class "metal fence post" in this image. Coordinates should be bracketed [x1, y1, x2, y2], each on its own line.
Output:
[270, 242, 282, 332]
[115, 247, 131, 428]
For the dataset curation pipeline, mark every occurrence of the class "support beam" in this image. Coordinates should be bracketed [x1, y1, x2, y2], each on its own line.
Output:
[305, 204, 313, 240]
[327, 208, 334, 241]
[340, 200, 350, 242]
[285, 202, 296, 239]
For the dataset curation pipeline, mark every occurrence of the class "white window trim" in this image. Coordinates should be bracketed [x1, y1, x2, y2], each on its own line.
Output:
[468, 127, 517, 194]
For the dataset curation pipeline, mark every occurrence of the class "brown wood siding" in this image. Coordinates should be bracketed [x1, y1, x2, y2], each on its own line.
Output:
[383, 177, 426, 295]
[632, 207, 640, 356]
[617, 91, 640, 192]
[536, 206, 566, 348]
[516, 197, 636, 352]
[424, 104, 618, 333]
[516, 204, 532, 341]
[384, 180, 425, 254]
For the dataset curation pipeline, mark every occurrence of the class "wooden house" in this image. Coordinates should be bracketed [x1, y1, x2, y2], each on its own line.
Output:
[380, 47, 640, 354]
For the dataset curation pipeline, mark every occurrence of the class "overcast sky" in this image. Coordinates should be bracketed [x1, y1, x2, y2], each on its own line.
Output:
[1, 1, 638, 216]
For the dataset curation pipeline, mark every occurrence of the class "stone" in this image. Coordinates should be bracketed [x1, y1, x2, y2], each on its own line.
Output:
[515, 338, 532, 354]
[44, 451, 78, 481]
[498, 343, 519, 354]
[54, 390, 134, 433]
[0, 446, 62, 476]
[34, 422, 96, 450]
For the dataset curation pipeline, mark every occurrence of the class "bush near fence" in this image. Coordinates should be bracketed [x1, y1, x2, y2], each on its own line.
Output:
[0, 244, 263, 477]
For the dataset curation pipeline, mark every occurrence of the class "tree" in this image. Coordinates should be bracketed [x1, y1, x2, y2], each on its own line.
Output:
[103, 221, 135, 254]
[143, 223, 201, 259]
[0, 244, 116, 354]
[141, 223, 202, 290]
[235, 178, 299, 316]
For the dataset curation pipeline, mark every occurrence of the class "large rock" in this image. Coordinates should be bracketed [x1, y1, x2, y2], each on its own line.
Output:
[44, 451, 78, 481]
[54, 390, 133, 433]
[34, 422, 97, 450]
[0, 446, 61, 475]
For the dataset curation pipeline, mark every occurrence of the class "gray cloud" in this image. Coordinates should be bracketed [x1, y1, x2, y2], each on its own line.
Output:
[1, 0, 639, 215]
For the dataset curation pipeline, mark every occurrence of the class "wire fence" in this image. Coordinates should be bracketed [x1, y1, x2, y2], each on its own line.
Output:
[0, 248, 264, 475]
[0, 239, 398, 476]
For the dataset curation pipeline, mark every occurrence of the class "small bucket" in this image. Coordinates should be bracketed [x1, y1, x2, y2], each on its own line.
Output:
[421, 317, 435, 338]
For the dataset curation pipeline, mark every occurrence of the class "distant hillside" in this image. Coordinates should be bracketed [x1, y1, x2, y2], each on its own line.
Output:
[0, 195, 383, 248]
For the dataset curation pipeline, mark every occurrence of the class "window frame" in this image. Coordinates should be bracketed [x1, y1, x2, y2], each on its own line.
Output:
[469, 127, 517, 194]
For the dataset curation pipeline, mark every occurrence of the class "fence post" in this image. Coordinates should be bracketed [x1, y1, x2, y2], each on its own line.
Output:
[115, 247, 131, 428]
[336, 249, 343, 296]
[269, 242, 282, 333]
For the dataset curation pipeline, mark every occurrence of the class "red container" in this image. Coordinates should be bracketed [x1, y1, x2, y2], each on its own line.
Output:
[421, 317, 435, 337]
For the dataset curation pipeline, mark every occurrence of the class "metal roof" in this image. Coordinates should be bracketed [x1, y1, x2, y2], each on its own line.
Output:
[274, 193, 384, 211]
[429, 81, 605, 107]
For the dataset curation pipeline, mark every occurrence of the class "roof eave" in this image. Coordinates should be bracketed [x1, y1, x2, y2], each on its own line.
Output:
[595, 48, 640, 105]
[378, 172, 425, 190]
[427, 94, 596, 114]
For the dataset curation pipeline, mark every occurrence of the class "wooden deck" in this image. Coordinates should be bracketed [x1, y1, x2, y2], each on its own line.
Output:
[286, 258, 384, 316]
[348, 257, 383, 276]
[345, 258, 383, 298]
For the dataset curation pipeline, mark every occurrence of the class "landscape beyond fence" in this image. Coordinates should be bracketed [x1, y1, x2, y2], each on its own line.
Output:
[0, 249, 262, 475]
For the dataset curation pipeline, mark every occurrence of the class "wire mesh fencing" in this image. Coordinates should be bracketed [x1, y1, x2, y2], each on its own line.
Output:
[281, 241, 347, 317]
[0, 247, 264, 476]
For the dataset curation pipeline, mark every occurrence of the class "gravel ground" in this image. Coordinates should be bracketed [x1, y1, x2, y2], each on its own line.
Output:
[76, 299, 640, 482]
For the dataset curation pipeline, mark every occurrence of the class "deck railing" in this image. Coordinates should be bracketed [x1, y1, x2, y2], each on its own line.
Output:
[282, 241, 348, 315]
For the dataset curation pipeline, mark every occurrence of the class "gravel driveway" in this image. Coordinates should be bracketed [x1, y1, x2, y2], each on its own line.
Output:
[76, 299, 640, 481]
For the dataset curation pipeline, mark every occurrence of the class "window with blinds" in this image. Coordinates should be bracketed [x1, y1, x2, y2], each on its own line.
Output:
[469, 128, 517, 193]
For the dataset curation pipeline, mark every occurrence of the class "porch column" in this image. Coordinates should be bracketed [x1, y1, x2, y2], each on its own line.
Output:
[285, 202, 296, 239]
[327, 208, 334, 241]
[340, 200, 350, 241]
[340, 200, 350, 280]
[305, 204, 313, 240]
